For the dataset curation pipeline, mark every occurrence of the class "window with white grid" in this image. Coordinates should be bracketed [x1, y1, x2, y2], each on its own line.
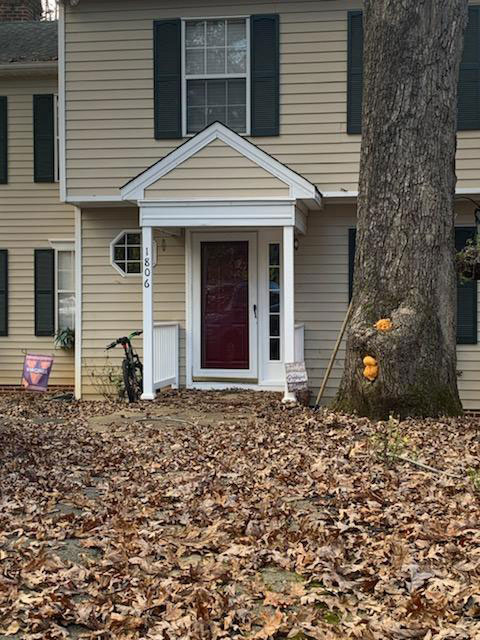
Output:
[183, 18, 249, 135]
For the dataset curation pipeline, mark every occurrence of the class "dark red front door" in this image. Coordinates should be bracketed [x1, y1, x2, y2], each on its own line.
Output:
[201, 241, 249, 369]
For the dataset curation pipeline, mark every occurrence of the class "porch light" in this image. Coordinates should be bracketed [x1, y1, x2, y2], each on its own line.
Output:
[294, 238, 299, 251]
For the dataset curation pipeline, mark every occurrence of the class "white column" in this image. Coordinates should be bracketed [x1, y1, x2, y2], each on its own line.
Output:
[74, 207, 82, 399]
[283, 225, 296, 402]
[141, 225, 155, 400]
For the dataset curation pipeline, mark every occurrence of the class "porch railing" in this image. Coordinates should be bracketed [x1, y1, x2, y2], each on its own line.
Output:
[153, 322, 179, 390]
[294, 323, 305, 362]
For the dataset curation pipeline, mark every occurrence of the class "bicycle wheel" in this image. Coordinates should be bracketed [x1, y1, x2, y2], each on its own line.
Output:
[134, 360, 143, 396]
[123, 359, 141, 402]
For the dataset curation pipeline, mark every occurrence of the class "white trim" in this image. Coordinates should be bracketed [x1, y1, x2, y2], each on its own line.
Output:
[48, 238, 76, 337]
[191, 381, 284, 391]
[456, 188, 480, 196]
[141, 227, 155, 400]
[74, 207, 82, 399]
[246, 18, 251, 139]
[185, 230, 193, 387]
[54, 94, 60, 183]
[258, 230, 284, 386]
[139, 199, 300, 229]
[48, 238, 75, 252]
[282, 225, 296, 402]
[322, 191, 358, 199]
[191, 231, 258, 380]
[109, 229, 157, 278]
[322, 187, 480, 201]
[121, 122, 321, 205]
[181, 16, 251, 137]
[181, 19, 187, 138]
[182, 13, 250, 20]
[65, 195, 125, 207]
[53, 248, 75, 334]
[58, 2, 66, 202]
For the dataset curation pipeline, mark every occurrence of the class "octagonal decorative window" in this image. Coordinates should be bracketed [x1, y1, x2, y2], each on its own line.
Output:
[110, 230, 156, 277]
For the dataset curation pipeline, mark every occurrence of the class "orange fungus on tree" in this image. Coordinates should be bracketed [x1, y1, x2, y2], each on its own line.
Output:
[374, 318, 393, 332]
[363, 356, 378, 381]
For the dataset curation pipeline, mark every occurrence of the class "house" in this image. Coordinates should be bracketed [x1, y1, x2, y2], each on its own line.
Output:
[0, 0, 75, 390]
[1, 0, 480, 408]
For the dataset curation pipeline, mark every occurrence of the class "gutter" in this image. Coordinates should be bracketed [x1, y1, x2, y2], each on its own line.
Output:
[323, 188, 480, 201]
[0, 61, 57, 75]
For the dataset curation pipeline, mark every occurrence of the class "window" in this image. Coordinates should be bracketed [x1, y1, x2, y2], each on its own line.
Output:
[57, 250, 75, 331]
[268, 243, 281, 361]
[110, 230, 157, 277]
[183, 18, 249, 135]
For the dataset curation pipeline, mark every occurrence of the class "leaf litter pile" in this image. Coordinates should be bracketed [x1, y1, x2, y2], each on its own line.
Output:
[0, 390, 479, 640]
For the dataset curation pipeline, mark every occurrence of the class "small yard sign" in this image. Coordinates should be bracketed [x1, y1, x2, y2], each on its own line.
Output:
[21, 354, 54, 392]
[285, 362, 308, 393]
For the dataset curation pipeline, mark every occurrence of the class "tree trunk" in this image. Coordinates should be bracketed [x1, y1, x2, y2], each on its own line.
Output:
[335, 0, 468, 419]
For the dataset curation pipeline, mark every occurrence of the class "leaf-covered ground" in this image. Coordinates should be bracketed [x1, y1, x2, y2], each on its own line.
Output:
[0, 390, 479, 640]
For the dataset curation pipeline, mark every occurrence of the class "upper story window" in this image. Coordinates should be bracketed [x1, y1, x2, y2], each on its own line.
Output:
[183, 18, 250, 135]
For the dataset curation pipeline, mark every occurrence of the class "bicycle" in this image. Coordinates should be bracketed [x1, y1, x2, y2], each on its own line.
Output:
[106, 330, 143, 402]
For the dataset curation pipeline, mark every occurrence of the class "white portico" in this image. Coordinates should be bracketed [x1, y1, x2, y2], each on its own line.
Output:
[120, 122, 322, 400]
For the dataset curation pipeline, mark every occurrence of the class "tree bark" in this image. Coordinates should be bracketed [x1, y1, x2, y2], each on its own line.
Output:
[335, 0, 469, 419]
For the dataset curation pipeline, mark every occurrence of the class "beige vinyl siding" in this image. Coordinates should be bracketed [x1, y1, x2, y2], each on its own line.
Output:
[294, 204, 354, 404]
[81, 202, 480, 408]
[145, 140, 289, 199]
[296, 202, 480, 411]
[64, 0, 480, 197]
[81, 208, 185, 398]
[0, 75, 75, 388]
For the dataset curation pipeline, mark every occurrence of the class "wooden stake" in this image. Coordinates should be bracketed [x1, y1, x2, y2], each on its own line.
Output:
[315, 301, 353, 408]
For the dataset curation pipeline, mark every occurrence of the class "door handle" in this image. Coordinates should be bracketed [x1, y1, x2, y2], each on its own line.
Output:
[253, 304, 257, 319]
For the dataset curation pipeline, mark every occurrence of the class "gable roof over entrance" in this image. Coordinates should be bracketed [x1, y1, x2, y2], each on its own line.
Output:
[120, 122, 322, 209]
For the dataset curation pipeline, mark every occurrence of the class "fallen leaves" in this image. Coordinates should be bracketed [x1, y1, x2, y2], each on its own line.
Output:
[0, 390, 479, 639]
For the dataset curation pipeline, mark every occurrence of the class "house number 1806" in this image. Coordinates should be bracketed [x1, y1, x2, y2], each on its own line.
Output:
[144, 247, 151, 288]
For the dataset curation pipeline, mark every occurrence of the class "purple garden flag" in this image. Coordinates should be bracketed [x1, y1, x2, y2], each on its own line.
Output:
[21, 354, 54, 392]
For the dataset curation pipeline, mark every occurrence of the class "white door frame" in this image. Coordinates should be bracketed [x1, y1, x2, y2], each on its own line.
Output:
[258, 229, 285, 386]
[191, 231, 258, 381]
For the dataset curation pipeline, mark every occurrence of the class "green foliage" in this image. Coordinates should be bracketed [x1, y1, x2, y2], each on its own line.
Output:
[456, 236, 480, 282]
[88, 362, 125, 399]
[54, 327, 75, 350]
[467, 467, 480, 493]
[370, 415, 413, 464]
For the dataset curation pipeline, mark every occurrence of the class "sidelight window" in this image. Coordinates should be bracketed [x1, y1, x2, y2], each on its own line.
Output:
[268, 243, 281, 361]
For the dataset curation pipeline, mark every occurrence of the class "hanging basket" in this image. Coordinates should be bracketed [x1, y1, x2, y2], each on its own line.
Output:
[456, 237, 480, 281]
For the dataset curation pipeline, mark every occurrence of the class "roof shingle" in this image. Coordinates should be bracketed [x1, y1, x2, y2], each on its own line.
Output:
[0, 21, 57, 64]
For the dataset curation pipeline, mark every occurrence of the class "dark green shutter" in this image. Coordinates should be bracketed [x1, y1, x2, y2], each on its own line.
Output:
[33, 94, 55, 183]
[154, 19, 182, 139]
[0, 97, 7, 184]
[347, 11, 363, 134]
[34, 249, 55, 337]
[348, 228, 356, 300]
[456, 227, 477, 344]
[0, 250, 8, 336]
[250, 14, 280, 137]
[458, 6, 480, 131]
